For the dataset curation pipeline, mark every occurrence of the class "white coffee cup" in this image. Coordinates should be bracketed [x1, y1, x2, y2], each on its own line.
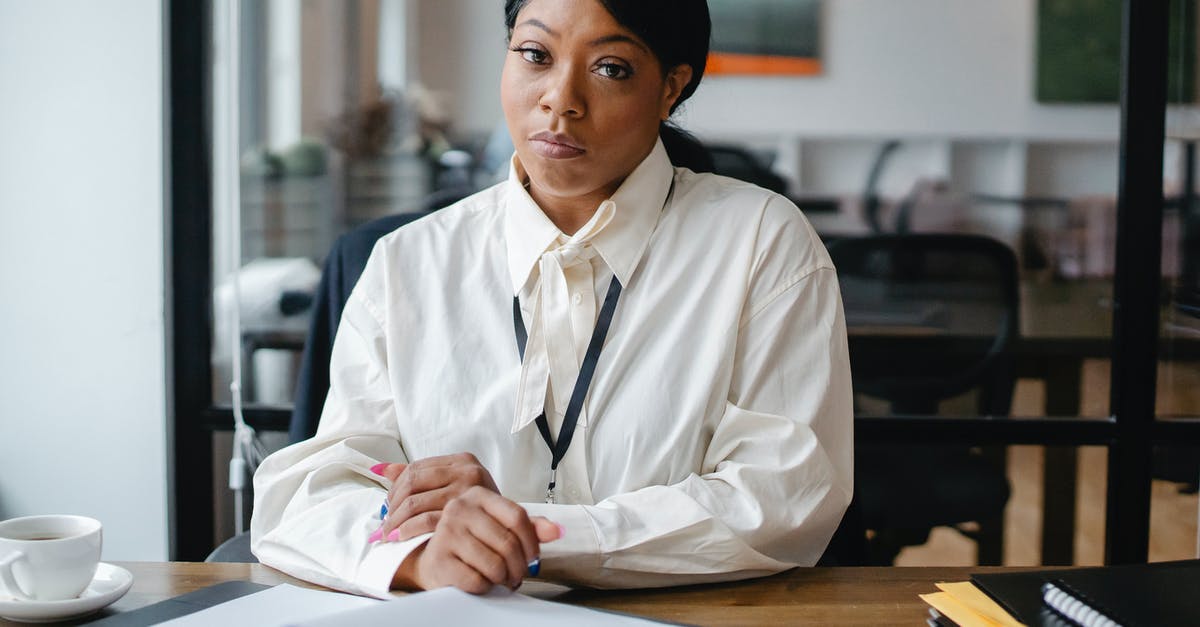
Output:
[0, 515, 102, 601]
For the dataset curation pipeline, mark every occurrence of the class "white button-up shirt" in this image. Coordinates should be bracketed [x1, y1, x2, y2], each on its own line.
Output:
[251, 139, 854, 598]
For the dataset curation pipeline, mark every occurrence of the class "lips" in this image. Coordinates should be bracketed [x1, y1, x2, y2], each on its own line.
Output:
[529, 131, 585, 159]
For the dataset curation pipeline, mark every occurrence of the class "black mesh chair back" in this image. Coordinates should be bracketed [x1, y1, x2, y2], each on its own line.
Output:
[831, 234, 1019, 415]
[827, 233, 1019, 565]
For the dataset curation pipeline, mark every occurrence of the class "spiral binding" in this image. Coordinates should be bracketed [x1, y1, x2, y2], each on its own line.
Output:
[1042, 582, 1123, 627]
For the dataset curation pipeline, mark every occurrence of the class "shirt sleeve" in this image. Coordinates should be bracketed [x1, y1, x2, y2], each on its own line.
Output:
[250, 278, 431, 599]
[522, 265, 854, 589]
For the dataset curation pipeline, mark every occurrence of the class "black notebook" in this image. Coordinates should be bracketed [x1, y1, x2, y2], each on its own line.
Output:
[82, 581, 272, 626]
[970, 559, 1200, 627]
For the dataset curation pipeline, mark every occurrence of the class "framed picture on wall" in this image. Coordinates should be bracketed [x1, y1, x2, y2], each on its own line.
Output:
[1037, 0, 1196, 103]
[708, 0, 822, 76]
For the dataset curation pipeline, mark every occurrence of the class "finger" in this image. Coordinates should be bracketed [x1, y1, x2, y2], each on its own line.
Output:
[389, 485, 456, 525]
[386, 462, 498, 523]
[471, 488, 540, 565]
[408, 452, 479, 471]
[457, 462, 499, 493]
[386, 466, 456, 513]
[437, 553, 491, 595]
[463, 510, 528, 589]
[388, 511, 441, 542]
[380, 463, 407, 482]
[369, 462, 405, 478]
[531, 516, 564, 543]
[451, 527, 513, 589]
[413, 453, 498, 492]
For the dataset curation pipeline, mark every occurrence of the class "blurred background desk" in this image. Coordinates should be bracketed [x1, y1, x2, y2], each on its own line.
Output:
[21, 562, 1025, 627]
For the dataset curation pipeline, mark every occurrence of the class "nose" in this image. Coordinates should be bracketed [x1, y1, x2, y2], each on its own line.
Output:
[538, 65, 586, 119]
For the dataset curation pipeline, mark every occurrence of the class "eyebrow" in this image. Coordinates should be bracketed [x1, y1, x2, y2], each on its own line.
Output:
[588, 33, 648, 52]
[515, 18, 554, 34]
[514, 19, 649, 52]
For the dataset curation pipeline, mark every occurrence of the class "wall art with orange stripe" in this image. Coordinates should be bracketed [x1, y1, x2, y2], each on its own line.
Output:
[708, 0, 822, 76]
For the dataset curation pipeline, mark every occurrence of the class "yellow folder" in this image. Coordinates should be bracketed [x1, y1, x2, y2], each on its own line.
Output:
[920, 581, 1025, 627]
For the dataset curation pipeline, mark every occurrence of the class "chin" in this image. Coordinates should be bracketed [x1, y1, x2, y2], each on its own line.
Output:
[525, 158, 598, 196]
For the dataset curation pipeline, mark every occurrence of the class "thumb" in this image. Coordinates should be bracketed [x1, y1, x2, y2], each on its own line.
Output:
[531, 516, 564, 543]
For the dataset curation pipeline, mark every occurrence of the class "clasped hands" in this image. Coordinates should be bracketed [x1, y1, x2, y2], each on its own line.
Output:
[369, 452, 562, 594]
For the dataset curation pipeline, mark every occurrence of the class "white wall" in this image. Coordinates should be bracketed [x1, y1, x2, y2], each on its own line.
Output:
[417, 0, 1118, 141]
[685, 0, 1118, 141]
[416, 0, 506, 136]
[0, 0, 169, 560]
[688, 0, 1120, 199]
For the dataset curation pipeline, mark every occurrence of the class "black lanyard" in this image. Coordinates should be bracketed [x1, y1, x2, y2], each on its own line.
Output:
[513, 275, 622, 503]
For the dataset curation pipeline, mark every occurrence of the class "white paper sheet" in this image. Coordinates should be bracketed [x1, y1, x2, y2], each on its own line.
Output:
[157, 584, 379, 627]
[292, 586, 674, 627]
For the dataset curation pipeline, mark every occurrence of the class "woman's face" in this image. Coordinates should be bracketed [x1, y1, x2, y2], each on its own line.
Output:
[501, 0, 691, 202]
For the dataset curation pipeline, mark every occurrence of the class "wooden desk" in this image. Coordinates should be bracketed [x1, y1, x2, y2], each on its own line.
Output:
[5, 562, 1017, 627]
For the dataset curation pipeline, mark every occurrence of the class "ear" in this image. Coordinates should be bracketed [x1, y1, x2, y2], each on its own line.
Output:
[660, 64, 694, 120]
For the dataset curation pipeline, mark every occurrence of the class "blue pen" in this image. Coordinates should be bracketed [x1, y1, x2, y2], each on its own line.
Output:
[366, 500, 389, 544]
[369, 463, 390, 543]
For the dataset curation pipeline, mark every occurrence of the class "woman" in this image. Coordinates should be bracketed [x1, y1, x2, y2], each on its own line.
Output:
[251, 0, 852, 597]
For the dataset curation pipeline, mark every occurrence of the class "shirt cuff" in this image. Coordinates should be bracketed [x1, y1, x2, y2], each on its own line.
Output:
[520, 503, 602, 575]
[354, 532, 433, 598]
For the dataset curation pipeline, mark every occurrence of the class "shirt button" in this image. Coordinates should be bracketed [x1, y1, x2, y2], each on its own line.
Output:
[568, 486, 580, 499]
[573, 293, 583, 305]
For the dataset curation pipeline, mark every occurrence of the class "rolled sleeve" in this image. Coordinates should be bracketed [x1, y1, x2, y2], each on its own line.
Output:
[251, 274, 424, 597]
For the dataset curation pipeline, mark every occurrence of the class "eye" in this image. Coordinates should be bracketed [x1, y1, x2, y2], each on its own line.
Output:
[510, 46, 549, 65]
[594, 61, 632, 80]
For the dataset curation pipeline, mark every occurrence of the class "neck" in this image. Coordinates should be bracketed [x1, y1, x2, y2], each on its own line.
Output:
[527, 183, 619, 236]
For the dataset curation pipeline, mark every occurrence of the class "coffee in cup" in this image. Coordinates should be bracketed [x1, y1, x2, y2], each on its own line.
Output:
[0, 515, 102, 601]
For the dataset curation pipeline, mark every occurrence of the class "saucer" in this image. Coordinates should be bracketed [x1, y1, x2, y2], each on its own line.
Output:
[0, 562, 133, 623]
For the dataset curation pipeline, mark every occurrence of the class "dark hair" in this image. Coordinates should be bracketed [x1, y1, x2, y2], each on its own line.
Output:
[503, 0, 715, 173]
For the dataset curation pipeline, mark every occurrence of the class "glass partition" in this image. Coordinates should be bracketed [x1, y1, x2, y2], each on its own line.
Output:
[891, 445, 1108, 567]
[1154, 0, 1200, 563]
[191, 0, 1196, 565]
[210, 0, 476, 408]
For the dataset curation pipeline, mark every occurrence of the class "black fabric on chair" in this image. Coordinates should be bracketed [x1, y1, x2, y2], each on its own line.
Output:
[289, 212, 430, 443]
[705, 144, 787, 194]
[205, 531, 256, 563]
[290, 189, 477, 443]
[829, 233, 1018, 565]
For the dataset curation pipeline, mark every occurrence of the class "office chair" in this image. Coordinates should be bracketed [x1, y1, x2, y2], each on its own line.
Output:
[289, 211, 431, 443]
[829, 233, 1018, 565]
[861, 140, 901, 233]
[705, 144, 788, 194]
[205, 532, 255, 563]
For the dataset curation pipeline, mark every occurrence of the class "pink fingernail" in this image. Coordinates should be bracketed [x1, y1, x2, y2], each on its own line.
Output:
[387, 529, 401, 542]
[368, 527, 383, 543]
[369, 463, 389, 476]
[555, 523, 566, 539]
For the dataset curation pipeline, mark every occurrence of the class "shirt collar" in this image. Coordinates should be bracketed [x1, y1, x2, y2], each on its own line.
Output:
[503, 138, 674, 295]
